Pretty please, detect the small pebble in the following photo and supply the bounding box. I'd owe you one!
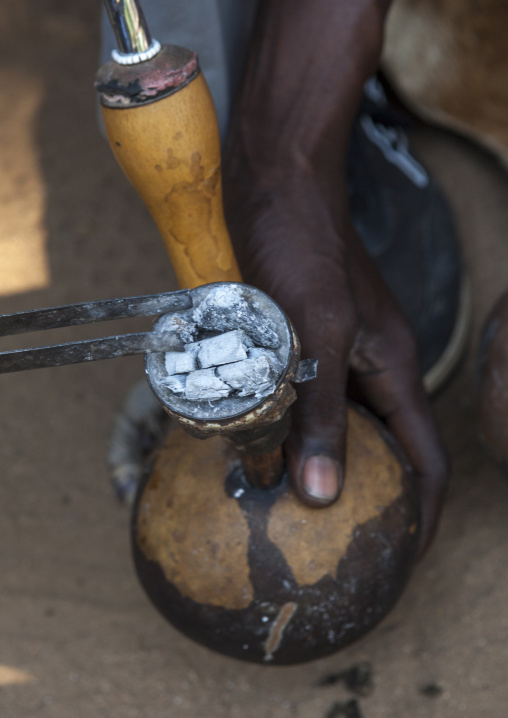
[420,683,443,698]
[324,699,363,718]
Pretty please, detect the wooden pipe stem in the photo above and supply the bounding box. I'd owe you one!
[240,448,285,489]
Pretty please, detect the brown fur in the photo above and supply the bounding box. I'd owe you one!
[383,0,508,165]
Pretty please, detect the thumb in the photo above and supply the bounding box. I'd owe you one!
[285,351,350,507]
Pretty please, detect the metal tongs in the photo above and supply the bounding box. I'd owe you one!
[0,289,192,373]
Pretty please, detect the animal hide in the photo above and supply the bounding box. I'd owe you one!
[383,0,508,166]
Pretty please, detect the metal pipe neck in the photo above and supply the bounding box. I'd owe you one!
[103,0,161,65]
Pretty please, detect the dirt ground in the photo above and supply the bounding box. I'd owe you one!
[1,3,508,717]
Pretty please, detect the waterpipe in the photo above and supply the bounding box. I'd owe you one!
[93,0,420,664]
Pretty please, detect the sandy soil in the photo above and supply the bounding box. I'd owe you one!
[1,3,508,717]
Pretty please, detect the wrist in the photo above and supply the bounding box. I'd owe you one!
[229,0,387,166]
[224,132,351,235]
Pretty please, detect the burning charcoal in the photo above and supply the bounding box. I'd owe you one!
[186,330,252,369]
[163,375,187,395]
[217,355,277,398]
[164,351,197,376]
[185,368,232,401]
[247,347,283,373]
[156,312,197,346]
[193,284,280,349]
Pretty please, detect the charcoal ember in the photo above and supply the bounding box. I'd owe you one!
[164,351,197,376]
[163,375,187,394]
[156,312,197,347]
[193,284,280,349]
[185,368,232,401]
[247,347,283,373]
[295,358,319,383]
[217,355,277,398]
[185,330,252,369]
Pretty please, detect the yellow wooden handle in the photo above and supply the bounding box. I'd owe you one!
[101,73,241,289]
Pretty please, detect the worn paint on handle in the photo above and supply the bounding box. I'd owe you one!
[101,73,241,289]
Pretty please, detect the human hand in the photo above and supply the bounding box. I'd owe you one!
[223,160,448,557]
[222,0,448,556]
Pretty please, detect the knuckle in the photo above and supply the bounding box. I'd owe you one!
[368,317,421,378]
[384,319,419,364]
[280,286,360,365]
[293,385,348,448]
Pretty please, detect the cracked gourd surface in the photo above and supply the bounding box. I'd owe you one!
[267,408,405,586]
[136,408,405,610]
[136,430,254,611]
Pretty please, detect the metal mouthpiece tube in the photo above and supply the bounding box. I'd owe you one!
[103,0,161,65]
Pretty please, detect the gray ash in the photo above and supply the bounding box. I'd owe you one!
[161,288,284,403]
[155,312,197,346]
[193,284,280,348]
[145,283,292,421]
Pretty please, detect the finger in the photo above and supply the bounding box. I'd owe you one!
[385,382,448,559]
[283,290,358,507]
[350,324,449,558]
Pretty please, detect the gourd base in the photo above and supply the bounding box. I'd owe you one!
[132,406,419,665]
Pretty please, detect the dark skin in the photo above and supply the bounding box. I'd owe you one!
[223,0,448,557]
